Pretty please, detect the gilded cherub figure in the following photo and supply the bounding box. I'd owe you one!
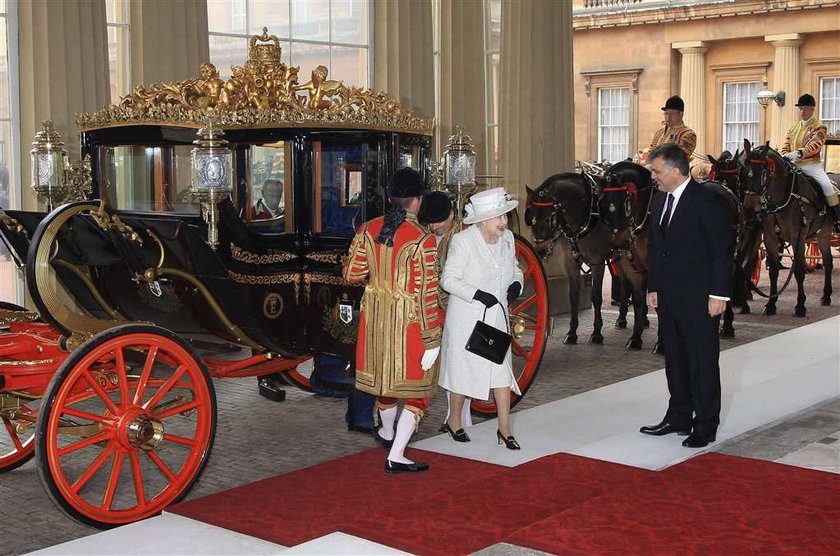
[294,65,344,110]
[193,63,225,110]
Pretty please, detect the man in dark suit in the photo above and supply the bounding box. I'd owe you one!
[642,143,733,448]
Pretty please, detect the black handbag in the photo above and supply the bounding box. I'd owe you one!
[465,306,512,365]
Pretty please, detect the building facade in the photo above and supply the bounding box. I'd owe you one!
[572,0,840,167]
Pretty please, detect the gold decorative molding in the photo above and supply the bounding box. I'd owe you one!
[77,28,434,136]
[303,272,353,303]
[230,244,296,265]
[228,270,300,303]
[304,251,343,265]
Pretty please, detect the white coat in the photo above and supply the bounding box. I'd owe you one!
[439,225,523,400]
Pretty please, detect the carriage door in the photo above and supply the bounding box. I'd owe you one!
[301,133,386,361]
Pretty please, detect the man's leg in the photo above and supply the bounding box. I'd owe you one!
[685,315,722,439]
[376,397,398,442]
[801,165,840,231]
[660,310,693,427]
[386,398,430,472]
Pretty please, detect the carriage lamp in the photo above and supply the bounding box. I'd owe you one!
[756,77,785,108]
[29,120,93,211]
[441,126,477,218]
[190,119,233,250]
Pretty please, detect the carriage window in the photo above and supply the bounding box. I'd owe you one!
[312,141,367,237]
[101,146,156,211]
[247,142,293,232]
[170,146,200,214]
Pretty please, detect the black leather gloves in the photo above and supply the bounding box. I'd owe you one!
[507,281,522,303]
[473,289,499,308]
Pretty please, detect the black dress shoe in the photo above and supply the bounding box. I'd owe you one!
[440,423,470,442]
[497,429,521,450]
[373,428,393,449]
[639,420,692,436]
[682,434,716,448]
[384,460,430,474]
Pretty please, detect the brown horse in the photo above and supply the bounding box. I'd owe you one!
[526,163,652,349]
[741,140,834,316]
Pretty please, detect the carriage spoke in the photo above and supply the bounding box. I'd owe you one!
[102,450,125,510]
[163,433,196,447]
[57,431,110,457]
[153,400,200,420]
[512,294,537,315]
[133,346,159,405]
[71,444,115,494]
[81,371,120,416]
[3,418,24,451]
[512,340,530,360]
[142,365,188,411]
[129,451,147,507]
[60,406,110,424]
[146,449,176,483]
[114,346,131,408]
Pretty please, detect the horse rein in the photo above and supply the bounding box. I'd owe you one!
[745,152,799,214]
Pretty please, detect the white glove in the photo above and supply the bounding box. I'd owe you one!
[784,150,801,162]
[421,347,440,371]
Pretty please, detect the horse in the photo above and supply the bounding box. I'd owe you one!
[741,140,834,316]
[525,165,650,349]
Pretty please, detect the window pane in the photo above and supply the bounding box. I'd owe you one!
[0,120,10,208]
[488,52,500,125]
[0,18,7,119]
[209,35,249,80]
[598,87,629,162]
[292,0,329,42]
[329,46,367,87]
[108,25,131,102]
[249,0,290,38]
[208,0,247,34]
[171,146,201,214]
[489,0,501,51]
[248,143,292,232]
[723,82,759,153]
[313,141,367,237]
[106,0,129,24]
[332,0,367,44]
[291,41,330,74]
[821,77,840,135]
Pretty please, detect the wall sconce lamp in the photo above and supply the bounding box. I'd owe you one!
[756,77,785,108]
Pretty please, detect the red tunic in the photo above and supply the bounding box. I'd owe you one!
[342,213,442,399]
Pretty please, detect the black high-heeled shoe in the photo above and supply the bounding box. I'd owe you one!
[497,429,521,450]
[440,423,470,442]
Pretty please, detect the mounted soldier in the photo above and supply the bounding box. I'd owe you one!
[780,93,840,233]
[646,95,697,159]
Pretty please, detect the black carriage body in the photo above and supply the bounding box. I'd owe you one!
[76,124,432,360]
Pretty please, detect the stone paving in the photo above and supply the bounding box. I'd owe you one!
[1,266,838,556]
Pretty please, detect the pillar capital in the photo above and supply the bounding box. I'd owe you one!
[672,41,708,54]
[764,33,803,48]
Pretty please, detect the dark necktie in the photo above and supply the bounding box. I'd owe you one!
[660,193,674,236]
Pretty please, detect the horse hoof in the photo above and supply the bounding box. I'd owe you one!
[615,319,627,329]
[589,333,604,345]
[763,306,777,316]
[563,333,578,345]
[720,328,735,339]
[794,307,807,318]
[738,305,751,315]
[820,297,831,306]
[651,343,665,356]
[625,338,643,350]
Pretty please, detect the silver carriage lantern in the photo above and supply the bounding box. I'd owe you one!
[30,120,69,210]
[440,125,477,219]
[190,119,233,250]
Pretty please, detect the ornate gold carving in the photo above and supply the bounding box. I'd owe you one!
[262,293,284,319]
[0,308,39,327]
[77,28,433,136]
[304,251,343,265]
[0,209,28,239]
[303,272,354,303]
[231,244,296,264]
[227,270,300,303]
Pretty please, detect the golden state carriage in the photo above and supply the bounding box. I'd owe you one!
[0,29,549,528]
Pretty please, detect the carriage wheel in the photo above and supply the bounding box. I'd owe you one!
[36,324,216,528]
[804,241,820,271]
[470,235,550,417]
[751,253,762,286]
[0,302,40,472]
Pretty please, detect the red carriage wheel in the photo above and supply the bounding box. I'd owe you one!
[0,302,40,472]
[470,235,549,417]
[36,324,216,528]
[804,241,820,271]
[751,251,762,286]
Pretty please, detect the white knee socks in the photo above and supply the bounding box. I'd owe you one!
[377,406,397,441]
[387,409,418,464]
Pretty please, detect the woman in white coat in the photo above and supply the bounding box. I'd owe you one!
[439,188,524,450]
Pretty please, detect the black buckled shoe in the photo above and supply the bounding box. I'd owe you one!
[373,427,393,449]
[440,423,470,442]
[497,430,521,450]
[639,420,692,436]
[682,433,716,448]
[384,460,430,474]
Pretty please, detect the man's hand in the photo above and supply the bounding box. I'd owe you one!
[647,292,658,309]
[784,150,801,162]
[421,347,440,371]
[708,298,726,317]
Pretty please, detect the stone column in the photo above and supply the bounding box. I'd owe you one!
[765,34,803,150]
[673,41,708,158]
[499,0,576,312]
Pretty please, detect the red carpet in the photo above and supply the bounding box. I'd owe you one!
[171,449,840,554]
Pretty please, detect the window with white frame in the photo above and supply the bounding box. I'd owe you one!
[820,77,840,135]
[0,0,20,302]
[484,0,501,174]
[722,81,759,154]
[207,0,370,87]
[106,0,131,102]
[597,87,629,163]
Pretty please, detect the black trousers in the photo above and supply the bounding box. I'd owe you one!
[659,306,722,437]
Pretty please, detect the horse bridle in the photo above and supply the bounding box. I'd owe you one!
[529,172,600,259]
[744,149,798,214]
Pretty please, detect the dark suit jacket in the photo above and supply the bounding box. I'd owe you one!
[648,179,733,320]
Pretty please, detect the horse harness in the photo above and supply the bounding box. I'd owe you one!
[601,177,654,273]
